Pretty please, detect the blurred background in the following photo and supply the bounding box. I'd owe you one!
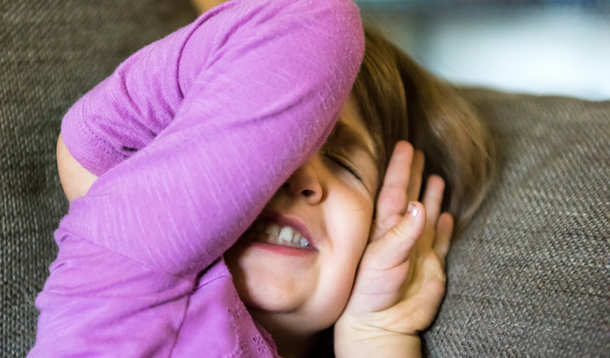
[354,0,610,100]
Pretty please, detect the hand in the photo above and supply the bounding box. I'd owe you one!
[191,0,229,14]
[334,141,453,357]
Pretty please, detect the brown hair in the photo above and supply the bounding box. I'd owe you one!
[351,27,496,228]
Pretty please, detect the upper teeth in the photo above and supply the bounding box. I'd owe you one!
[278,226,294,243]
[249,222,311,248]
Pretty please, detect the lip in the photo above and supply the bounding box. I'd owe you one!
[242,240,317,257]
[250,212,318,250]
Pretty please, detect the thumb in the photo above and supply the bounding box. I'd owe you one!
[363,202,426,271]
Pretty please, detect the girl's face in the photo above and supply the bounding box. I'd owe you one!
[224,97,379,336]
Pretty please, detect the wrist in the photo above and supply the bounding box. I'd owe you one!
[334,318,422,358]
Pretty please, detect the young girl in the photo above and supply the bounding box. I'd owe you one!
[223,28,495,358]
[32,0,494,357]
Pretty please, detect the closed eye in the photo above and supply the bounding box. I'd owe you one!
[323,152,363,182]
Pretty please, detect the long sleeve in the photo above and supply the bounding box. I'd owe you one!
[30,0,363,356]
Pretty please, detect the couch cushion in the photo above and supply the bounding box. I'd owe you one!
[0,1,195,356]
[423,88,610,357]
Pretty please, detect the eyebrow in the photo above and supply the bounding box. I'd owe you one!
[332,121,377,163]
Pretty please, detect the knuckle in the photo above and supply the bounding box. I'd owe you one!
[390,221,409,238]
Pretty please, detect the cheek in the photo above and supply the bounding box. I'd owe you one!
[318,198,373,304]
[326,191,374,261]
[313,226,370,327]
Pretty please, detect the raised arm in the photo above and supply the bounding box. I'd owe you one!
[31,0,363,356]
[59,0,363,275]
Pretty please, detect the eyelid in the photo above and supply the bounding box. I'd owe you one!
[322,149,363,182]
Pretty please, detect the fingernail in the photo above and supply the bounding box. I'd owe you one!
[407,203,418,217]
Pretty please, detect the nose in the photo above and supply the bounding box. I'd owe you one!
[281,157,324,204]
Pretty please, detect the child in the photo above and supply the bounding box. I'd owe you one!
[32,0,494,357]
[224,28,495,357]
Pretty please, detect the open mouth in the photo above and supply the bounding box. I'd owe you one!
[244,221,312,248]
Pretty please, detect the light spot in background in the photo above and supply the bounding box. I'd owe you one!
[357,2,610,100]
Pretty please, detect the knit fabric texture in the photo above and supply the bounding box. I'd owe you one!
[423,88,610,357]
[0,1,196,357]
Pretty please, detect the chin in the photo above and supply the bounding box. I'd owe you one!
[224,237,354,335]
[239,279,301,313]
[236,273,347,336]
[224,242,308,312]
[247,301,337,339]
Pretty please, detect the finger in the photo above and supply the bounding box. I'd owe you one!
[406,150,425,203]
[373,142,414,239]
[421,175,445,227]
[433,213,454,269]
[366,201,426,269]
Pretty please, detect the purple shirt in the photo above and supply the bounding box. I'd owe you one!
[29,0,363,356]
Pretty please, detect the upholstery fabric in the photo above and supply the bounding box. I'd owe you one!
[423,88,610,357]
[0,1,195,357]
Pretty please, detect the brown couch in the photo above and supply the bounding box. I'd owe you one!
[1,1,608,357]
